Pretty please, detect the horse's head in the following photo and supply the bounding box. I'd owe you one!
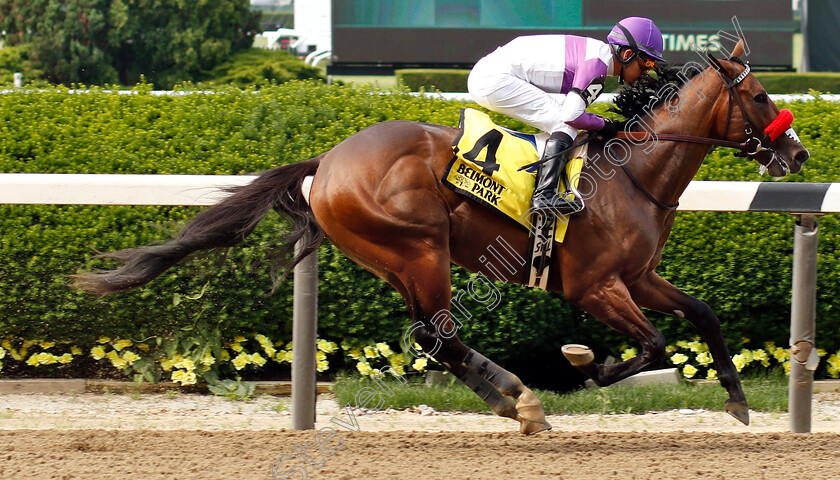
[707,45,809,178]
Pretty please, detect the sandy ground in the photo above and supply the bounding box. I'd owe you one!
[1,392,840,479]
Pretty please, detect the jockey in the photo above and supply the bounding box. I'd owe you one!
[467,17,666,215]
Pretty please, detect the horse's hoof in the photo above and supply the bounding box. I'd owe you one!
[725,400,750,426]
[518,416,552,435]
[514,387,550,435]
[562,344,595,366]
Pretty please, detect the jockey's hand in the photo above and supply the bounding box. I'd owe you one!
[598,119,626,140]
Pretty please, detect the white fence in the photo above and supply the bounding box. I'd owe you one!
[0,173,833,433]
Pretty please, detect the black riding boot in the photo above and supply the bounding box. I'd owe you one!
[531,132,584,215]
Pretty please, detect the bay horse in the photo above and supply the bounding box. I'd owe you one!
[75,48,809,434]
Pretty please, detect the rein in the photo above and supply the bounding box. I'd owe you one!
[613,59,793,210]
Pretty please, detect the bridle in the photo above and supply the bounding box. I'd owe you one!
[611,57,795,210]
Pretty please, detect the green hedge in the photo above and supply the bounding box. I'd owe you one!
[0,82,838,389]
[394,68,840,94]
[396,69,471,92]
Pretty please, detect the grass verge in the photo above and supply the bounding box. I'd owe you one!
[333,371,788,415]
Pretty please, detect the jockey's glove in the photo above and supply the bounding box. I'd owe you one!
[598,119,626,140]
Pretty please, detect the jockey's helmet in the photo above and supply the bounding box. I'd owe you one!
[607,17,666,63]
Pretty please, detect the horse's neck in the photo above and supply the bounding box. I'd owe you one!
[628,81,726,208]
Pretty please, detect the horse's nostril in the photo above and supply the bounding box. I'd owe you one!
[795,149,810,164]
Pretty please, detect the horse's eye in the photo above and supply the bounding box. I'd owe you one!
[754,93,768,104]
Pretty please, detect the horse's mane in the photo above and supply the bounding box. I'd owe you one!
[610,64,706,120]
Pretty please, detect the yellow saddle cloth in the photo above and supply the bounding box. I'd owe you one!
[444,108,584,243]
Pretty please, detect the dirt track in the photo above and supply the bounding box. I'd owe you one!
[2,393,840,479]
[2,429,840,479]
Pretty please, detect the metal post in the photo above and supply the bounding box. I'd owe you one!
[789,214,819,433]
[292,241,318,430]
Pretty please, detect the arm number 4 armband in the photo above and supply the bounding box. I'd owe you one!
[570,78,604,107]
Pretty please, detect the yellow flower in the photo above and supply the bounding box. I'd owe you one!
[26,354,39,366]
[682,364,698,378]
[255,334,270,347]
[363,346,378,358]
[316,351,327,361]
[96,337,111,344]
[670,353,689,365]
[175,370,197,386]
[687,341,707,353]
[389,354,406,368]
[90,346,106,360]
[348,348,362,360]
[171,370,186,384]
[9,348,23,361]
[696,351,713,366]
[316,360,329,372]
[706,368,718,380]
[38,341,55,350]
[317,339,338,353]
[827,354,840,378]
[739,349,754,365]
[676,340,689,349]
[412,358,428,372]
[230,342,243,353]
[263,345,277,358]
[200,352,215,367]
[621,348,637,361]
[376,342,393,356]
[220,350,231,362]
[0,347,5,359]
[784,361,791,374]
[136,343,150,352]
[122,351,141,365]
[57,353,73,364]
[232,353,250,370]
[113,339,133,352]
[391,364,405,376]
[110,357,128,370]
[234,336,246,343]
[105,350,120,361]
[665,345,677,354]
[181,358,196,371]
[0,340,11,350]
[22,340,36,349]
[817,348,827,357]
[356,361,373,376]
[732,354,746,372]
[70,346,82,355]
[250,353,267,367]
[774,348,789,362]
[752,349,770,367]
[160,357,173,372]
[39,352,56,365]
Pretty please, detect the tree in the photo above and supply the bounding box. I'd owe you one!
[0,0,261,87]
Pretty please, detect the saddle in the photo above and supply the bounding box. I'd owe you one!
[444,108,588,289]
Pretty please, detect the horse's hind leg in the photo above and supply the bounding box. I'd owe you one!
[394,252,551,434]
[629,272,749,425]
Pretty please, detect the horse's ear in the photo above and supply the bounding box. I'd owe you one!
[706,52,724,71]
[731,38,746,58]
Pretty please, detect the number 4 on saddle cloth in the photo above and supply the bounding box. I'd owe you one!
[444,108,587,289]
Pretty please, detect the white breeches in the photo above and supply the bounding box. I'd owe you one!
[468,68,579,139]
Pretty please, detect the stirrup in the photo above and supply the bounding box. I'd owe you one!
[531,191,584,215]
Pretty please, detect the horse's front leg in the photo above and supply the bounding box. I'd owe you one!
[628,272,748,425]
[562,274,667,387]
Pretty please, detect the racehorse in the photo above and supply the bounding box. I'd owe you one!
[74,45,808,434]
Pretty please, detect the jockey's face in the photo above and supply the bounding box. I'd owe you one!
[619,49,654,85]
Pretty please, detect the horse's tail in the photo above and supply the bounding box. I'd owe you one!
[73,157,324,296]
